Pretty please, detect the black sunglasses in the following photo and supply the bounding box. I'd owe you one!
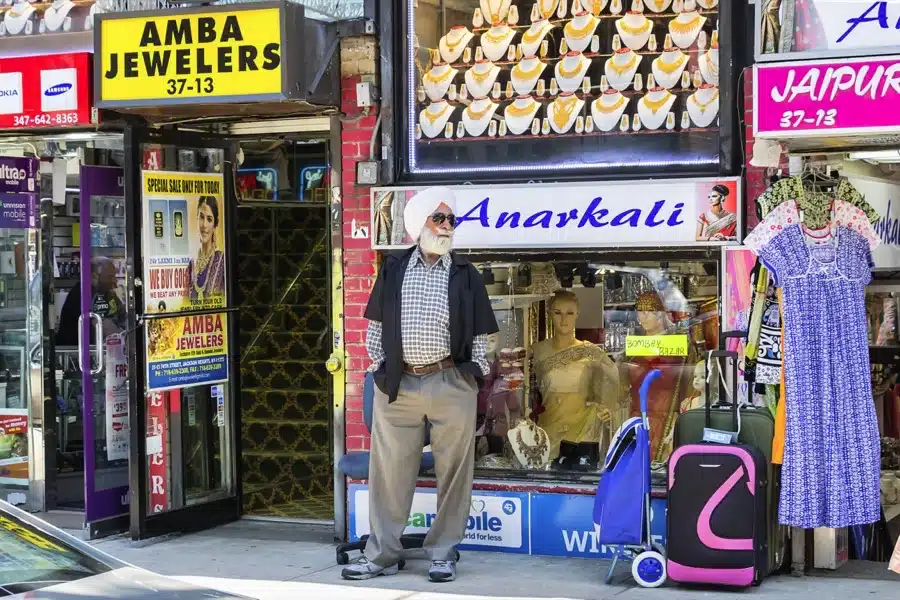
[431,212,457,228]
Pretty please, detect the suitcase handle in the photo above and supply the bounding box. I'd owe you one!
[705,350,740,431]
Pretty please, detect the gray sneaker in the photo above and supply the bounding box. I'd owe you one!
[341,557,399,580]
[428,560,456,582]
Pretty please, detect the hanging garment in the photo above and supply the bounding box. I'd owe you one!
[791,0,828,51]
[772,290,787,465]
[756,177,879,229]
[746,200,881,529]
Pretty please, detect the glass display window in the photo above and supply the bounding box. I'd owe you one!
[468,255,719,478]
[403,0,733,178]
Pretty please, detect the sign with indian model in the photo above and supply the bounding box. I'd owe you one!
[94,2,303,107]
[371,178,742,250]
[141,170,228,391]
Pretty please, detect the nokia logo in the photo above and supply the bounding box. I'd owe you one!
[0,89,18,97]
[44,83,72,97]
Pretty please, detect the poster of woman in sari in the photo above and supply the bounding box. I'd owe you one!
[696,183,738,241]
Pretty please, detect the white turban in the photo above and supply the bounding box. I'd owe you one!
[403,186,457,242]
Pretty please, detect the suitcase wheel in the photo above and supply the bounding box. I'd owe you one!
[632,551,667,588]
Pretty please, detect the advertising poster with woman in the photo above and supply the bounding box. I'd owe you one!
[141,171,229,391]
[695,180,739,242]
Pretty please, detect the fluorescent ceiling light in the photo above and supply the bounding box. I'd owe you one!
[848,150,900,163]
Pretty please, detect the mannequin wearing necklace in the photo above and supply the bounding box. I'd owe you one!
[616,10,654,50]
[637,87,676,130]
[554,51,591,94]
[419,100,457,139]
[439,26,474,64]
[511,56,547,95]
[651,48,689,90]
[591,90,630,132]
[564,10,600,53]
[481,24,517,62]
[465,60,501,99]
[480,0,512,24]
[686,84,719,128]
[504,96,542,135]
[520,18,556,58]
[605,48,642,92]
[2,1,37,35]
[423,63,459,102]
[548,93,584,134]
[669,8,707,49]
[39,0,75,33]
[699,43,719,85]
[644,0,672,11]
[462,98,500,137]
[532,291,621,461]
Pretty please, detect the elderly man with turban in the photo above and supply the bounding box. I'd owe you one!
[341,187,498,583]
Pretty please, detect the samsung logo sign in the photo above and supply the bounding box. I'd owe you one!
[44,83,72,97]
[0,89,18,97]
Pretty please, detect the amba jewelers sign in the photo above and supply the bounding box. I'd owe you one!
[95,2,304,107]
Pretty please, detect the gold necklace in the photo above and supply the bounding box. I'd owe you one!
[591,0,607,14]
[645,0,670,10]
[484,0,509,23]
[690,91,719,113]
[192,247,216,301]
[557,57,587,79]
[594,96,627,113]
[515,427,548,466]
[512,60,545,80]
[565,16,598,40]
[670,14,703,35]
[607,54,638,76]
[467,66,495,84]
[618,17,652,35]
[424,67,455,85]
[552,95,580,130]
[506,101,538,118]
[423,103,452,124]
[656,53,687,74]
[522,22,551,45]
[538,0,559,19]
[704,53,719,77]
[466,101,496,120]
[483,26,512,44]
[642,93,674,114]
[442,30,469,52]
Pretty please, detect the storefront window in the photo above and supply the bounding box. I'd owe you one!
[406,0,724,176]
[472,257,718,475]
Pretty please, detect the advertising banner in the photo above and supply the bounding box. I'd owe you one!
[0,53,93,130]
[371,178,742,250]
[0,157,38,194]
[0,193,38,229]
[142,170,228,391]
[96,6,283,107]
[848,176,900,270]
[105,336,129,462]
[754,56,900,139]
[0,411,28,486]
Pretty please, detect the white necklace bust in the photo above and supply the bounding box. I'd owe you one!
[3,1,38,35]
[520,18,555,58]
[462,98,500,137]
[605,48,643,92]
[643,0,672,12]
[548,93,584,134]
[464,61,500,99]
[615,10,654,50]
[419,101,457,139]
[591,91,630,132]
[481,24,516,62]
[554,51,591,94]
[40,0,75,33]
[669,9,707,49]
[651,49,689,90]
[480,0,512,25]
[687,84,719,128]
[699,45,719,86]
[504,96,542,135]
[637,87,677,130]
[423,63,459,102]
[564,10,600,53]
[511,56,547,95]
[439,27,474,64]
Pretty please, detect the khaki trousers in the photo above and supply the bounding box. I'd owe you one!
[364,367,477,566]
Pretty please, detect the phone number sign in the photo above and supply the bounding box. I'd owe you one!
[0,53,94,131]
[754,56,900,139]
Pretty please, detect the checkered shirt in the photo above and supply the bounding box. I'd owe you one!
[366,249,490,375]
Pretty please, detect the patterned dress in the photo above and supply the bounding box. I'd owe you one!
[746,201,881,528]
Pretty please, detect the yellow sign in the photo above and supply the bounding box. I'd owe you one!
[625,335,689,357]
[98,7,282,104]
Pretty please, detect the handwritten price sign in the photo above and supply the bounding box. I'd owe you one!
[625,335,689,358]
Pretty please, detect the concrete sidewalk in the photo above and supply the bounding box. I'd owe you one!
[89,520,900,600]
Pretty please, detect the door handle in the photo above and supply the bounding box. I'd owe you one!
[89,312,104,375]
[77,314,86,374]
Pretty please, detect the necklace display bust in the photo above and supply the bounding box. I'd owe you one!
[536,0,561,20]
[462,98,500,136]
[419,101,457,138]
[511,56,547,95]
[481,24,517,61]
[555,51,591,94]
[697,0,718,8]
[520,18,555,58]
[591,91,630,132]
[548,93,584,133]
[3,1,37,35]
[651,49,689,90]
[439,26,474,63]
[644,0,672,11]
[637,87,676,130]
[507,418,550,469]
[605,48,642,92]
[480,0,512,25]
[564,10,600,53]
[588,0,609,15]
[615,10,653,50]
[687,84,719,127]
[423,63,459,102]
[669,9,707,49]
[40,0,75,33]
[504,95,542,134]
[465,61,500,99]
[699,45,719,85]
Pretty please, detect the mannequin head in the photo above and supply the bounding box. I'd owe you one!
[693,360,706,392]
[635,291,668,335]
[550,290,579,339]
[486,332,501,356]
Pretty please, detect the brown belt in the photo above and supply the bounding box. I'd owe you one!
[404,357,454,376]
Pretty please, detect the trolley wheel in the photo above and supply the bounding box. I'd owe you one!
[632,551,666,588]
[398,560,406,570]
[454,549,461,562]
[336,551,350,565]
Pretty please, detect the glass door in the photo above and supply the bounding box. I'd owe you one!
[124,126,240,539]
[76,165,130,537]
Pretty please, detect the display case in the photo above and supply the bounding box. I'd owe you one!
[396,0,741,179]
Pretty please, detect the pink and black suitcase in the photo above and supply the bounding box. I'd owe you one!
[667,440,769,587]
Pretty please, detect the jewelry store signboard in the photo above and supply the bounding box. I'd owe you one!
[371,178,742,250]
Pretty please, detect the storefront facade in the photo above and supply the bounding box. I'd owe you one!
[338,0,753,557]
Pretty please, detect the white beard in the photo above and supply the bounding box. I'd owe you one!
[419,227,453,256]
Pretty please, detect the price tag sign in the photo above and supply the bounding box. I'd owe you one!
[625,334,689,357]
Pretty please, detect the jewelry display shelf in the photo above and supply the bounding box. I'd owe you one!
[423,86,711,106]
[471,8,719,32]
[0,1,95,13]
[436,45,710,70]
[421,126,718,143]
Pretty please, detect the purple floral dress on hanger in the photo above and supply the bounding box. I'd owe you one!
[748,201,881,528]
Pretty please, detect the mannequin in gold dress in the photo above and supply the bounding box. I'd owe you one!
[532,291,622,460]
